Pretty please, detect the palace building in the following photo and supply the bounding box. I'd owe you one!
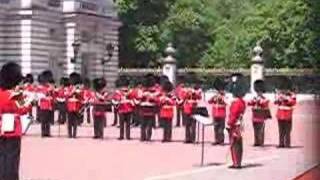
[0,0,121,87]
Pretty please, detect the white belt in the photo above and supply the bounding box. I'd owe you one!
[213,104,226,108]
[278,106,293,110]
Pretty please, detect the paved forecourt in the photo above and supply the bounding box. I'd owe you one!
[20,98,319,180]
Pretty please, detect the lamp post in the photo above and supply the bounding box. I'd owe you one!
[101,42,115,77]
[71,41,81,63]
[251,42,264,93]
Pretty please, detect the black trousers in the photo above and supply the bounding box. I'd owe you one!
[132,107,140,126]
[93,116,104,138]
[119,113,131,139]
[278,120,292,147]
[56,102,67,124]
[253,122,265,146]
[40,110,52,137]
[0,137,21,180]
[113,108,119,126]
[214,118,225,144]
[141,116,154,141]
[160,118,172,142]
[67,112,79,138]
[176,106,182,126]
[86,107,91,124]
[184,114,196,143]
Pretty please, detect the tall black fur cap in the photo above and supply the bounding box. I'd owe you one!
[69,72,82,85]
[254,79,266,93]
[162,80,173,93]
[213,77,226,91]
[93,78,106,91]
[142,73,156,88]
[0,62,23,89]
[230,73,247,98]
[276,76,293,91]
[24,73,34,84]
[42,70,55,84]
[116,75,129,87]
[60,77,70,86]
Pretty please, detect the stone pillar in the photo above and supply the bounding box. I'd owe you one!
[251,43,264,93]
[65,22,77,75]
[162,43,177,86]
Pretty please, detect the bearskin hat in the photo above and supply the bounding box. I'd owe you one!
[37,73,45,85]
[60,77,70,86]
[116,75,129,88]
[276,76,293,91]
[24,73,34,84]
[69,72,82,85]
[0,62,23,90]
[230,73,247,98]
[93,78,106,92]
[159,75,169,86]
[162,80,173,93]
[213,77,226,91]
[83,78,91,88]
[142,73,156,88]
[42,70,55,84]
[254,79,266,93]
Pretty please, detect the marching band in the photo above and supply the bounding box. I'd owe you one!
[0,61,298,178]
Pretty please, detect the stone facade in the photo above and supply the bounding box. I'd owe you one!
[0,0,121,88]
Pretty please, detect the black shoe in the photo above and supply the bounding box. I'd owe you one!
[228,165,242,169]
[118,137,124,140]
[212,142,220,145]
[93,136,99,139]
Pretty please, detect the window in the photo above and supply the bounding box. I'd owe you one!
[80,1,98,11]
[48,0,61,7]
[0,0,10,4]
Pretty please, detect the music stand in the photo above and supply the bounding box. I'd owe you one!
[193,113,213,166]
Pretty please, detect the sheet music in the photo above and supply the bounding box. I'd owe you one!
[193,115,213,125]
[1,114,15,133]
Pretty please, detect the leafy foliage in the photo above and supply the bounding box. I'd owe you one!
[115,0,319,69]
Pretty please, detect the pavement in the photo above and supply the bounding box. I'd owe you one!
[19,99,319,180]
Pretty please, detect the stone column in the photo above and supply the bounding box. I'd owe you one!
[162,43,177,87]
[251,42,264,93]
[65,22,78,75]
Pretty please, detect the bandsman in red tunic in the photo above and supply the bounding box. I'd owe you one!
[158,80,175,142]
[175,83,186,127]
[248,80,271,146]
[66,73,83,138]
[113,77,135,140]
[227,73,247,169]
[0,62,32,180]
[137,74,158,141]
[274,77,296,148]
[183,88,198,143]
[92,78,110,139]
[55,77,69,124]
[82,78,94,124]
[131,81,143,127]
[37,70,55,137]
[208,78,227,145]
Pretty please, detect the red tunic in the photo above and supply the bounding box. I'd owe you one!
[208,92,227,119]
[37,84,54,111]
[138,89,158,117]
[227,98,246,128]
[113,88,135,114]
[159,94,176,119]
[0,88,31,137]
[92,91,110,117]
[248,95,270,122]
[183,98,197,115]
[274,93,296,121]
[66,85,83,112]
